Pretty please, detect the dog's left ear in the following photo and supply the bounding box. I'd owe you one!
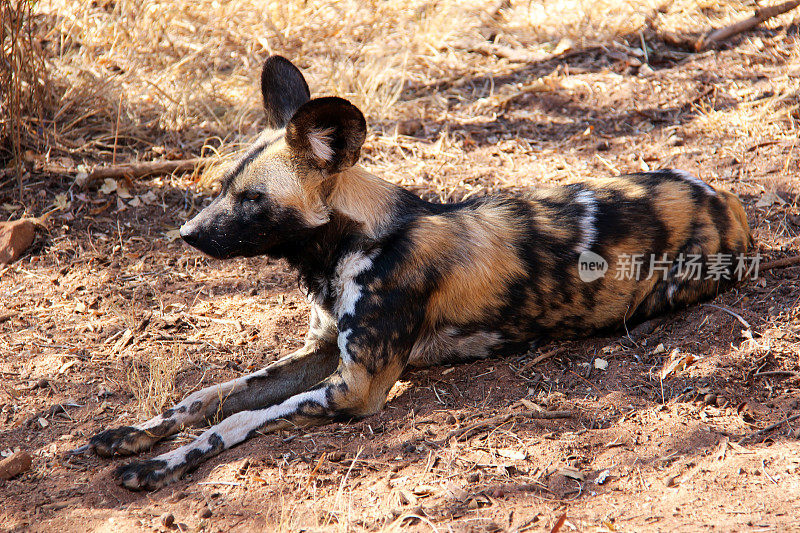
[285,97,366,174]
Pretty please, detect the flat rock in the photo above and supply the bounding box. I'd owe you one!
[0,218,36,264]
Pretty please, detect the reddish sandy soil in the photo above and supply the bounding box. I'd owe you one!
[2,24,800,533]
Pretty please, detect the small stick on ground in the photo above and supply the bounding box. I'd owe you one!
[440,409,574,443]
[738,412,800,444]
[695,0,800,51]
[702,304,752,330]
[81,158,210,187]
[761,255,800,271]
[754,370,800,378]
[525,347,566,368]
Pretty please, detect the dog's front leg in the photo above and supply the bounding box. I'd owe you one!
[116,335,407,490]
[89,339,339,457]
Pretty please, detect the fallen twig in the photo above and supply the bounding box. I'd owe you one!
[702,304,751,330]
[444,413,513,442]
[695,0,800,51]
[761,255,800,271]
[440,409,575,443]
[738,412,800,444]
[81,158,210,187]
[524,347,566,368]
[754,370,800,378]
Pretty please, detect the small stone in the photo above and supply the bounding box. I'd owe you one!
[0,451,32,480]
[169,491,187,503]
[703,393,718,406]
[159,512,175,528]
[467,472,480,483]
[0,219,37,264]
[396,119,423,136]
[198,507,212,519]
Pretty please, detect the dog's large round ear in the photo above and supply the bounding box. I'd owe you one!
[261,55,311,129]
[285,97,367,174]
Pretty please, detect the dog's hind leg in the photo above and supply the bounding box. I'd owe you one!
[89,306,340,457]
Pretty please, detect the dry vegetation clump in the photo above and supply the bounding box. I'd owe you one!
[12,0,796,192]
[1,0,49,192]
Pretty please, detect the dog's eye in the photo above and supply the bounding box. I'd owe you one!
[241,190,263,203]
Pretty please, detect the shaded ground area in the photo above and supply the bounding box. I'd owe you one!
[2,2,800,532]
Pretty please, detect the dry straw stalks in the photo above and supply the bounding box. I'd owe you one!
[4,0,799,199]
[1,0,49,197]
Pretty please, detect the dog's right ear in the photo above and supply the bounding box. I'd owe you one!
[261,55,311,130]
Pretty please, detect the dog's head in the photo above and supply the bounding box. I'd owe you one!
[180,56,367,259]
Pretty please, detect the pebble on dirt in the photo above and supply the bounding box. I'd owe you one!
[159,512,175,528]
[0,451,33,480]
[0,218,36,264]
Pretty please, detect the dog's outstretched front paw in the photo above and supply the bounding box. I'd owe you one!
[116,458,177,491]
[89,426,157,457]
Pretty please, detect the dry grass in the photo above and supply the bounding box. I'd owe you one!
[1,0,49,194]
[14,0,794,181]
[127,346,182,418]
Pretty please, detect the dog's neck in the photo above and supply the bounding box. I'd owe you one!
[325,165,402,239]
[274,165,433,300]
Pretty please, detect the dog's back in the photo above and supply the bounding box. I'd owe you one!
[339,168,753,366]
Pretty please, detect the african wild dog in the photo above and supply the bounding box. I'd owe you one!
[87,55,753,490]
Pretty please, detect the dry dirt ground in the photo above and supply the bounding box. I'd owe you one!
[2,2,800,532]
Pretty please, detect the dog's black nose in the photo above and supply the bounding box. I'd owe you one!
[179,223,199,246]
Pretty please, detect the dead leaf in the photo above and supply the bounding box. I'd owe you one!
[557,466,585,482]
[496,448,526,460]
[111,329,134,355]
[756,191,786,208]
[53,193,71,211]
[99,178,118,195]
[74,172,89,187]
[595,469,611,484]
[116,182,132,199]
[140,190,158,205]
[661,349,698,379]
[412,485,435,497]
[58,360,78,374]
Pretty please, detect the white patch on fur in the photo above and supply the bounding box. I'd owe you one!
[338,328,353,363]
[673,170,716,196]
[667,283,678,302]
[308,127,335,162]
[574,189,598,253]
[333,251,375,318]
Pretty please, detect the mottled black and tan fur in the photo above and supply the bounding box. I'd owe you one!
[88,56,753,490]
